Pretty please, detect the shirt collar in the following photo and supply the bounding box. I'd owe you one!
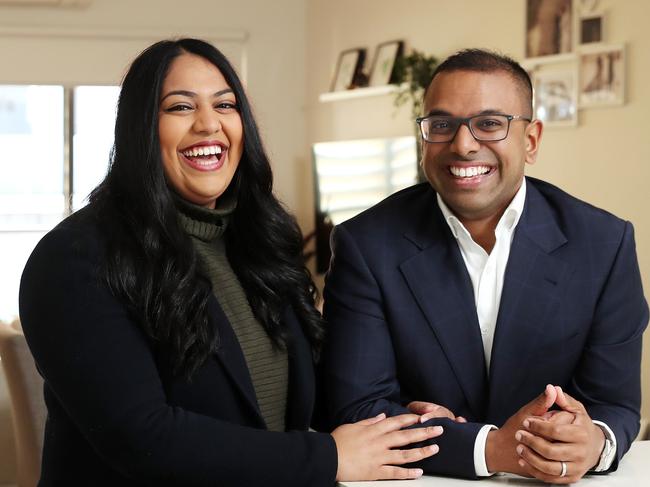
[436,178,527,240]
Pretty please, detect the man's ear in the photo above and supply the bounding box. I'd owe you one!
[524,119,543,166]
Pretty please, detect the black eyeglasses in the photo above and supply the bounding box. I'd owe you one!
[416,114,531,143]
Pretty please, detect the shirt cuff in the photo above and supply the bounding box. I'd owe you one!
[474,424,498,476]
[592,420,617,472]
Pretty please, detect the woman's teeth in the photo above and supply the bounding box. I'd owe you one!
[181,145,223,157]
[449,165,490,178]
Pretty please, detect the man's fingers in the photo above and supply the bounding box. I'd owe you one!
[523,418,587,444]
[517,443,566,475]
[516,429,575,461]
[554,387,588,417]
[419,407,456,423]
[407,401,437,414]
[517,455,575,485]
[544,410,575,425]
[527,384,557,416]
[408,401,457,422]
[377,466,424,480]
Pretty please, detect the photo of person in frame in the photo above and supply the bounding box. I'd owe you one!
[526,0,573,58]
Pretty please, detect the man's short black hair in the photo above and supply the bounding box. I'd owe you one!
[426,48,533,117]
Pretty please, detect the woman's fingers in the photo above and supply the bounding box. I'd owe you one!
[355,412,386,426]
[387,443,440,465]
[333,413,444,482]
[371,413,422,434]
[385,425,443,448]
[377,466,425,480]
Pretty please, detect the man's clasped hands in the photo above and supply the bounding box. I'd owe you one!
[408,384,606,484]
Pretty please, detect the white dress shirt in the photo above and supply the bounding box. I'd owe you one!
[436,179,616,476]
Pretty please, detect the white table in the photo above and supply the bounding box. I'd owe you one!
[340,440,649,486]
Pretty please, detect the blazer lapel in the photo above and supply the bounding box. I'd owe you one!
[400,204,488,420]
[207,296,264,425]
[487,180,574,416]
[283,307,315,431]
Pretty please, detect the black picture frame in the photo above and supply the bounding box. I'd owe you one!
[580,15,603,44]
[330,48,366,92]
[368,40,404,86]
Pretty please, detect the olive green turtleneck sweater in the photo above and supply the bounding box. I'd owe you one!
[175,196,288,432]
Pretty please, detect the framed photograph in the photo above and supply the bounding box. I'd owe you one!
[579,44,625,107]
[526,62,578,127]
[330,48,366,92]
[526,0,574,59]
[368,40,404,87]
[580,14,603,44]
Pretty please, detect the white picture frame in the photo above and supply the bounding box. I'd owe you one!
[578,43,625,107]
[524,60,578,128]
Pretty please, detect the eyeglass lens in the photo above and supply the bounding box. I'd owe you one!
[422,115,510,142]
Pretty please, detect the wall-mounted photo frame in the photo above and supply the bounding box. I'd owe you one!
[368,40,404,87]
[330,48,366,92]
[526,0,574,60]
[579,43,625,107]
[580,14,603,44]
[524,60,578,127]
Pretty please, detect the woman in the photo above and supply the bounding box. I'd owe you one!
[19,39,442,486]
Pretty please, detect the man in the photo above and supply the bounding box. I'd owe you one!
[320,49,648,483]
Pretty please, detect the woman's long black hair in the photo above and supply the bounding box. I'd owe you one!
[90,38,324,377]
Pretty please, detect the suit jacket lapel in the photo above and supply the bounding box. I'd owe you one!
[400,202,488,420]
[207,296,264,425]
[487,180,573,418]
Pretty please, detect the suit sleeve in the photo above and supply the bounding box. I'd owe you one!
[572,221,648,471]
[19,225,337,487]
[321,224,483,479]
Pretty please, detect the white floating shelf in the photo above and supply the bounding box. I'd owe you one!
[319,84,404,103]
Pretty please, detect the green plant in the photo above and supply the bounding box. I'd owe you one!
[392,49,439,118]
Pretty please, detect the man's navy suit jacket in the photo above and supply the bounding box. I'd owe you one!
[321,177,648,478]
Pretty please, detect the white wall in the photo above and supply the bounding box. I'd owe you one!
[306,0,650,418]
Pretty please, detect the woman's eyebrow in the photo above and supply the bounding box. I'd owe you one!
[160,88,234,102]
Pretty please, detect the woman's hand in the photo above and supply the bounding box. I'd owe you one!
[332,413,443,481]
[407,401,467,423]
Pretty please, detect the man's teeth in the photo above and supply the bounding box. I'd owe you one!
[182,145,223,157]
[449,166,490,178]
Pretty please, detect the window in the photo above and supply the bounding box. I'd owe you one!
[72,86,120,209]
[313,136,418,225]
[0,84,119,322]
